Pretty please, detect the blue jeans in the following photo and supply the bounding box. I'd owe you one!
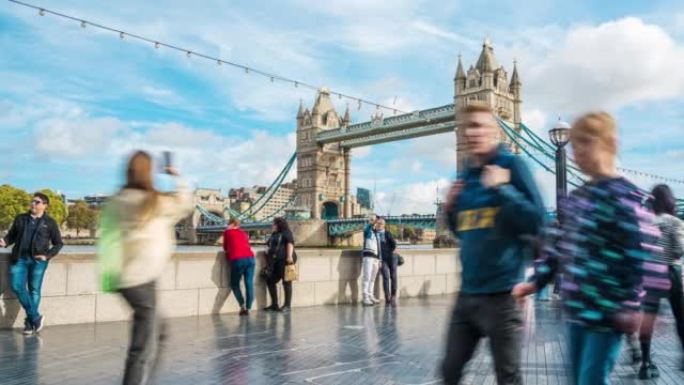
[567,323,622,385]
[230,258,255,309]
[535,284,550,301]
[10,255,49,324]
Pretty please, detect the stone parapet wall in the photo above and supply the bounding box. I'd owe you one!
[0,249,460,329]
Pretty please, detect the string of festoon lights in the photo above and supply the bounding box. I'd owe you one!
[9,1,684,188]
[8,0,406,115]
[617,167,684,186]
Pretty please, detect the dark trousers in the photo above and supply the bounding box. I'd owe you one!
[639,265,684,353]
[10,255,49,324]
[230,258,255,309]
[120,281,161,385]
[381,255,398,300]
[442,293,523,385]
[266,259,292,308]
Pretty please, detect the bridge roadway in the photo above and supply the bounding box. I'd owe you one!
[2,295,683,384]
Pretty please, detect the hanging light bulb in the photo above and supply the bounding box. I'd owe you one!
[357,99,362,110]
[217,59,222,65]
[38,8,45,16]
[244,67,249,74]
[119,32,125,39]
[294,81,298,88]
[154,42,160,49]
[270,77,274,82]
[81,20,87,28]
[186,51,192,58]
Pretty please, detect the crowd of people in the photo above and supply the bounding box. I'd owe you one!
[1,104,683,385]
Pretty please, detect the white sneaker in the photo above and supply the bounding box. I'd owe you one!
[370,297,381,304]
[362,298,375,306]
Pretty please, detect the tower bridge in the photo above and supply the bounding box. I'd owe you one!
[193,38,683,244]
[191,38,523,244]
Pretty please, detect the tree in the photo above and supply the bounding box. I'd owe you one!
[66,200,97,237]
[0,185,31,231]
[39,189,67,226]
[403,227,417,240]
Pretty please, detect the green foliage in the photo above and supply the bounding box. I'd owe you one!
[67,200,98,236]
[0,185,31,231]
[39,189,67,226]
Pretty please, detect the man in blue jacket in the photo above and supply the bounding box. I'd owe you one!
[441,104,544,384]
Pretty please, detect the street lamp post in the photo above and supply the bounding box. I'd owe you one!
[549,118,571,222]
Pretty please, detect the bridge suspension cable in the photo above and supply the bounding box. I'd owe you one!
[233,153,296,220]
[8,0,408,115]
[505,119,684,210]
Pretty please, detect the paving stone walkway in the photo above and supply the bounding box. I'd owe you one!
[1,295,683,384]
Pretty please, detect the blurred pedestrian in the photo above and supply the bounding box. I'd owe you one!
[634,184,684,379]
[441,104,544,385]
[108,151,193,385]
[513,112,662,385]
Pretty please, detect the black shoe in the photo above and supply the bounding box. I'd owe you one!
[33,316,45,334]
[638,362,660,379]
[263,305,278,311]
[239,308,249,316]
[22,320,33,335]
[279,306,291,313]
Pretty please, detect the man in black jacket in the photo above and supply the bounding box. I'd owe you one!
[1,192,63,334]
[375,219,398,306]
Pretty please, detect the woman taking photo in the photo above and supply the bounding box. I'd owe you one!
[223,217,256,316]
[108,151,193,385]
[263,217,296,313]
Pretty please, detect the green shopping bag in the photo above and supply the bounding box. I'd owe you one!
[97,203,122,293]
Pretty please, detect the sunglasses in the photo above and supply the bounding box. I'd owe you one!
[31,200,45,205]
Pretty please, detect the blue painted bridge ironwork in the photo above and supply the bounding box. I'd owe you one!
[327,215,437,236]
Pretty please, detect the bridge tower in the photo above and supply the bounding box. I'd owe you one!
[295,88,351,219]
[454,38,522,172]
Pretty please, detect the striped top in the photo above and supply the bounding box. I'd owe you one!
[653,213,684,265]
[531,177,665,331]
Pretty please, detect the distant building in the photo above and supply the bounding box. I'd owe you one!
[67,195,109,208]
[228,181,297,221]
[356,187,372,210]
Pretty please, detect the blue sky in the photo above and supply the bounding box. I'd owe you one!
[1,0,684,214]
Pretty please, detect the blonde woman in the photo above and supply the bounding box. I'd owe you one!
[513,112,663,385]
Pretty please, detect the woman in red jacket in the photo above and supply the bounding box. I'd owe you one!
[222,218,255,315]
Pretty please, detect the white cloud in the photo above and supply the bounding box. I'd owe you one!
[374,178,450,215]
[405,132,457,168]
[526,17,684,114]
[412,20,477,46]
[34,116,127,158]
[521,107,548,133]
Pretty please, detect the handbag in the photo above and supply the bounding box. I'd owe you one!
[96,203,123,293]
[284,263,299,282]
[260,235,279,281]
[395,253,405,267]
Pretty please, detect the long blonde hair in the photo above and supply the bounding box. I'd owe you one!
[123,150,159,221]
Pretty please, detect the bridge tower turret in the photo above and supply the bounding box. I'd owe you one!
[454,38,522,172]
[295,88,349,220]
